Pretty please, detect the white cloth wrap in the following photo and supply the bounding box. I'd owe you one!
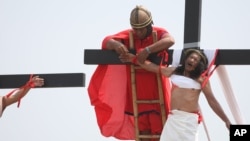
[160,110,199,141]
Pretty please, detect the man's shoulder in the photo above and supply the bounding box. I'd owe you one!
[117,29,132,34]
[152,26,169,34]
[152,26,167,31]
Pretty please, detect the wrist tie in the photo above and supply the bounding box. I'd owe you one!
[6,74,34,108]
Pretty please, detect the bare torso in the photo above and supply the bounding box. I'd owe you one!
[170,86,201,113]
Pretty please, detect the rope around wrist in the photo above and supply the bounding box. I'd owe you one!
[5,74,34,108]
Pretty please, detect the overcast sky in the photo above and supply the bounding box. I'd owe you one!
[0,0,249,141]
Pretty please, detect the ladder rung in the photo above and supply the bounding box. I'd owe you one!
[130,31,166,141]
[136,100,161,104]
[138,134,161,139]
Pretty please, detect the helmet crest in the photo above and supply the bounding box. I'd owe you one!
[130,5,153,29]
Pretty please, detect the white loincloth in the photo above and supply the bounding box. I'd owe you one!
[160,110,199,141]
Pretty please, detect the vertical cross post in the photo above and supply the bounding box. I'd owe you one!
[184,0,202,49]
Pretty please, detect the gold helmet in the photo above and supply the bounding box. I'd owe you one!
[130,5,153,29]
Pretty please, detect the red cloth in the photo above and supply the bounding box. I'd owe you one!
[88,27,171,140]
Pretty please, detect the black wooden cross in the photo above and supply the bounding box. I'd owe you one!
[83,0,250,65]
[84,1,246,139]
[0,73,85,89]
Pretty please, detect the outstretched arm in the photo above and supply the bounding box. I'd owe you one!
[119,53,175,77]
[3,76,44,107]
[202,80,231,130]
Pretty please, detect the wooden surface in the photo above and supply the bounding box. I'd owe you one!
[84,49,250,65]
[0,73,85,88]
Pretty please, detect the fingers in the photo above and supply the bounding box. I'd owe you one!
[119,53,135,63]
[116,44,129,54]
[32,76,45,87]
[119,53,129,63]
[36,78,44,87]
[137,49,149,64]
[120,46,129,54]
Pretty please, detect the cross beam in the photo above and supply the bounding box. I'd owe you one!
[0,73,85,89]
[84,49,250,65]
[84,0,250,65]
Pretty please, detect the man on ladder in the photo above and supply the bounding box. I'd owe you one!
[88,5,175,141]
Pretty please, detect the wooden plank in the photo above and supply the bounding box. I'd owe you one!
[0,73,85,89]
[216,49,250,65]
[184,0,202,46]
[84,49,171,65]
[84,49,250,65]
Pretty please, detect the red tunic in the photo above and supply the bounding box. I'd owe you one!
[88,26,171,139]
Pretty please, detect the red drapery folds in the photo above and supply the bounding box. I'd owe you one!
[88,27,171,140]
[88,65,171,140]
[88,65,136,139]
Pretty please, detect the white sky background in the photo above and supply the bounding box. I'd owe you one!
[0,0,249,141]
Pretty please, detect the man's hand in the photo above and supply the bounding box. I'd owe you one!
[114,44,129,55]
[136,48,150,64]
[119,53,136,63]
[31,76,44,87]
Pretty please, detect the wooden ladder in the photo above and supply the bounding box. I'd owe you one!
[129,31,167,141]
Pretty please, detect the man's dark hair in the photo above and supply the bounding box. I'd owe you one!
[174,49,208,79]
